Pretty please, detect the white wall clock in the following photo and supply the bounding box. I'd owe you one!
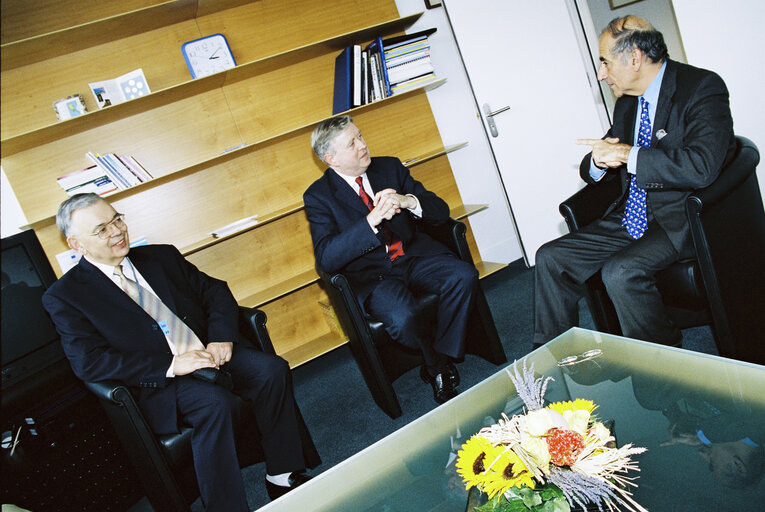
[181,33,236,79]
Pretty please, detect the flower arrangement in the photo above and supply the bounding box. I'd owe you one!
[457,361,648,512]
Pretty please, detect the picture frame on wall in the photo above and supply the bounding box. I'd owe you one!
[424,0,442,9]
[609,0,643,8]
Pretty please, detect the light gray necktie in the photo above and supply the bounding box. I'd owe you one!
[113,265,205,354]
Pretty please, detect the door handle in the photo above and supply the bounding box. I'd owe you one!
[482,103,510,137]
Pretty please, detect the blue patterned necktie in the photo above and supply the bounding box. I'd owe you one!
[622,96,650,239]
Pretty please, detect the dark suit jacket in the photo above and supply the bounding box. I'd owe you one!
[579,59,736,252]
[42,244,239,433]
[303,156,452,301]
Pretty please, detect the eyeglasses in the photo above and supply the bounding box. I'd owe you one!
[557,349,603,367]
[89,213,126,239]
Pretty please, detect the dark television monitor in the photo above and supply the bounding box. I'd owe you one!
[1,229,65,390]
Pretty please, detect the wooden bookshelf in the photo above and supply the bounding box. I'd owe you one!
[1,0,500,369]
[1,13,424,156]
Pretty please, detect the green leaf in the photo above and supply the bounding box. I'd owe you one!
[518,487,543,508]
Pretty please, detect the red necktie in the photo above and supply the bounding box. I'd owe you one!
[356,177,404,261]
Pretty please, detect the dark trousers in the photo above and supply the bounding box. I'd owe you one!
[363,253,478,364]
[172,345,307,512]
[534,210,682,345]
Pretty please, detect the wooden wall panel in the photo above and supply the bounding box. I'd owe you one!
[225,52,336,142]
[1,20,203,137]
[259,283,335,363]
[1,0,166,43]
[184,212,315,301]
[195,0,400,63]
[2,89,242,224]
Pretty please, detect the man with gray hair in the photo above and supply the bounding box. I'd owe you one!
[534,15,735,346]
[304,116,479,404]
[43,193,319,510]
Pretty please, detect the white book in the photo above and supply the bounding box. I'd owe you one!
[86,152,128,189]
[352,45,362,107]
[210,215,259,238]
[369,53,383,102]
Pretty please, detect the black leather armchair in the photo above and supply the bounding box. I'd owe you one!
[559,136,764,364]
[85,307,320,512]
[318,218,506,419]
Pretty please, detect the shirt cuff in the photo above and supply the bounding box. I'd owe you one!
[167,356,176,378]
[627,147,639,175]
[588,160,607,182]
[406,194,422,217]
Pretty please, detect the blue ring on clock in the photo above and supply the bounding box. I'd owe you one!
[181,33,237,79]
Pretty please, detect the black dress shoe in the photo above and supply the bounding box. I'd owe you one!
[443,361,460,387]
[420,365,459,404]
[265,471,312,500]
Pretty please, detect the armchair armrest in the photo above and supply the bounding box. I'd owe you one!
[84,378,189,510]
[687,136,760,213]
[238,306,276,355]
[559,176,621,232]
[417,217,472,263]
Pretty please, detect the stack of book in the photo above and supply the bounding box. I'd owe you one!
[57,153,153,197]
[332,29,438,114]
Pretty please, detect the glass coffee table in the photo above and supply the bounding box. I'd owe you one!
[259,328,765,511]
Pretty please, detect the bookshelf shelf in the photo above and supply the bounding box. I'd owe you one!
[403,142,469,167]
[0,13,423,157]
[279,331,348,368]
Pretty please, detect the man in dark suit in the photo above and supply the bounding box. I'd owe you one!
[534,15,735,346]
[42,193,319,511]
[303,115,479,403]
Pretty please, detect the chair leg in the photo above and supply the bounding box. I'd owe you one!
[466,291,507,365]
[345,335,403,419]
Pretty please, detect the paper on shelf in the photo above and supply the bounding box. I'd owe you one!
[56,249,82,274]
[210,215,259,238]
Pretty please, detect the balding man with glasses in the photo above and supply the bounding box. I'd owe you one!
[42,193,318,511]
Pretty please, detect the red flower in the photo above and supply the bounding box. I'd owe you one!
[546,428,585,466]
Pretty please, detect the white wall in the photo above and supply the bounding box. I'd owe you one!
[394,0,523,264]
[673,0,765,201]
[1,167,28,237]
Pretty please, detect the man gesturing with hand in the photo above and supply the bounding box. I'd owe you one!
[533,15,735,347]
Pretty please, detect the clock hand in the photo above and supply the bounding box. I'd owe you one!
[209,47,221,59]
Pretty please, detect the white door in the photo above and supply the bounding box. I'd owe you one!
[443,0,608,265]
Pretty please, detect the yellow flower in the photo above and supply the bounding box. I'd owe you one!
[547,399,597,415]
[456,435,501,490]
[481,448,536,499]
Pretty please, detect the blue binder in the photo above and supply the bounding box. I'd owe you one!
[365,37,392,98]
[332,46,353,114]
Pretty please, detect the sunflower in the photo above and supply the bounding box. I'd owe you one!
[456,435,500,489]
[481,447,536,498]
[547,399,597,415]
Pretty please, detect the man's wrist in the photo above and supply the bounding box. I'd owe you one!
[366,214,379,232]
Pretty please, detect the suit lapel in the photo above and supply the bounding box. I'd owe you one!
[366,161,388,196]
[328,168,369,215]
[75,256,144,313]
[652,60,677,144]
